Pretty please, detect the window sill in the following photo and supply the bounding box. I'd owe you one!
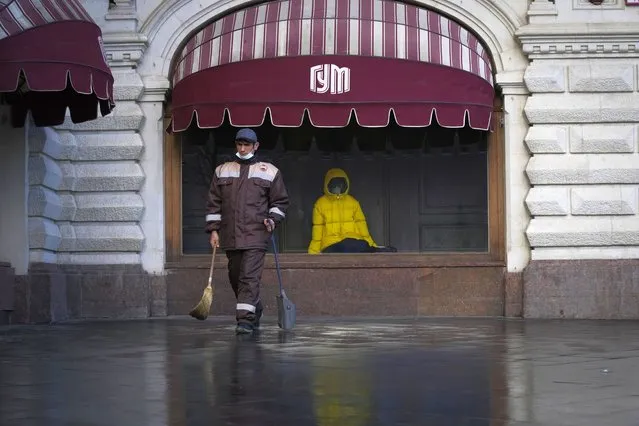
[166,253,505,269]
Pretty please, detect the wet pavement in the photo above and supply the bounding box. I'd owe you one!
[1,317,639,426]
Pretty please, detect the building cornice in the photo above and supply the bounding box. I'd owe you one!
[102,32,149,68]
[517,22,639,59]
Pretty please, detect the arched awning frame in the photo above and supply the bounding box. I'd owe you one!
[169,0,495,132]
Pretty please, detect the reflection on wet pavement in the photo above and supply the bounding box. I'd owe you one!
[1,317,639,426]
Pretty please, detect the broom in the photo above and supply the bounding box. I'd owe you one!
[189,245,217,320]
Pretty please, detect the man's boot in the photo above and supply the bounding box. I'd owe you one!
[235,323,254,335]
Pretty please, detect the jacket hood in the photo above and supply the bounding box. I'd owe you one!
[323,168,350,196]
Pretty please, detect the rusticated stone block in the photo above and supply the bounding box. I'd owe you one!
[55,131,78,160]
[73,133,143,161]
[59,193,77,221]
[571,186,638,215]
[526,154,639,185]
[525,187,570,216]
[569,64,635,93]
[525,93,639,124]
[112,70,144,101]
[526,217,613,247]
[28,153,62,190]
[587,155,639,183]
[28,186,63,220]
[58,224,74,248]
[531,246,639,261]
[58,223,144,252]
[28,217,61,251]
[524,64,565,93]
[569,124,635,153]
[74,193,144,222]
[527,216,639,247]
[526,154,589,184]
[28,126,64,159]
[611,216,639,244]
[57,161,76,191]
[72,162,145,192]
[524,125,567,153]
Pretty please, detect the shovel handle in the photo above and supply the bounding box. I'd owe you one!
[271,234,284,296]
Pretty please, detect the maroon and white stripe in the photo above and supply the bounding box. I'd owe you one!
[174,0,494,87]
[0,0,93,40]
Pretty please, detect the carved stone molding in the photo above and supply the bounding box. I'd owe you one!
[102,32,148,68]
[527,0,558,24]
[517,23,639,59]
[107,0,136,17]
[105,0,137,33]
[495,72,529,96]
[140,76,170,103]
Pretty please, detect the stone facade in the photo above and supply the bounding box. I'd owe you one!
[3,0,639,322]
[516,0,639,318]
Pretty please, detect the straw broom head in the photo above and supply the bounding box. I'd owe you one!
[189,246,217,320]
[189,282,214,320]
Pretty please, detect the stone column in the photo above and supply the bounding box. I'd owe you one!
[495,72,531,318]
[138,76,170,275]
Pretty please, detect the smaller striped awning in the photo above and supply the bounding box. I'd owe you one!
[170,0,495,132]
[0,0,115,127]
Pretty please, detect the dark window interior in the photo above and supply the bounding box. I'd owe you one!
[180,115,488,254]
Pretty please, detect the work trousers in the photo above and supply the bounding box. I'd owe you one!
[226,248,265,326]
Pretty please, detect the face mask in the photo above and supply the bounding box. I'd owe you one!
[236,151,254,160]
[328,181,345,195]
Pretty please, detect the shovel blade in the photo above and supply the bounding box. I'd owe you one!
[276,292,296,330]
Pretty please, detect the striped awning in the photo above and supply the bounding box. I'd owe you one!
[170,0,494,131]
[0,0,115,127]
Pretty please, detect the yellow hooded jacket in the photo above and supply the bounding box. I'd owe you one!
[308,168,377,254]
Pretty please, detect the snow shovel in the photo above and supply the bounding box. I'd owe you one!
[272,233,296,330]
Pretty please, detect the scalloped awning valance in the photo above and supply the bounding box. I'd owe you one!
[0,0,115,127]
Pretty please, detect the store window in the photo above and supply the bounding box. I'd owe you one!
[177,114,489,255]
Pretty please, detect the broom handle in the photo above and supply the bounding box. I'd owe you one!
[271,233,284,296]
[207,245,217,287]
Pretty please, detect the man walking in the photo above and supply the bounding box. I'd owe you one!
[205,128,289,335]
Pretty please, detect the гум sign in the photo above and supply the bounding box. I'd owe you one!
[310,64,351,95]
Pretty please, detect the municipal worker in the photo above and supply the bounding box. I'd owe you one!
[308,168,379,254]
[205,128,289,335]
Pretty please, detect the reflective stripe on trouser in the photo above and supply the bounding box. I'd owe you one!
[226,248,265,326]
